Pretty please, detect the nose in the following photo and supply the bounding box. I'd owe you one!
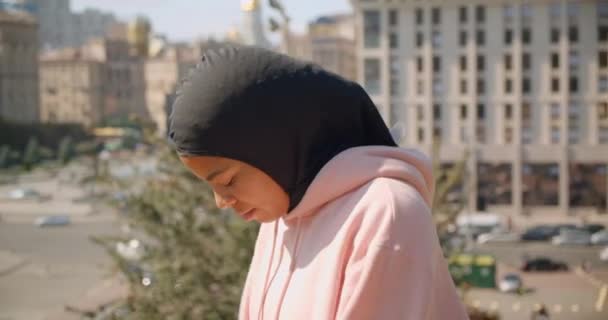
[214,191,236,209]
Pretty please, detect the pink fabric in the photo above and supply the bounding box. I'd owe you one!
[239,146,469,320]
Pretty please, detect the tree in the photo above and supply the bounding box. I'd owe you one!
[22,136,39,171]
[58,136,74,165]
[95,143,259,319]
[0,145,9,169]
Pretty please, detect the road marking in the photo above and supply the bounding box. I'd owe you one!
[571,304,579,313]
[574,267,604,288]
[490,301,499,311]
[596,285,608,312]
[552,304,562,313]
[512,302,521,311]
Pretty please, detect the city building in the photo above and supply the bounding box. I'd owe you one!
[240,0,271,48]
[14,0,116,50]
[40,38,147,127]
[352,0,608,216]
[39,58,105,127]
[0,10,39,123]
[309,14,357,80]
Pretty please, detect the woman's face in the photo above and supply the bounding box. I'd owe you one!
[179,155,290,223]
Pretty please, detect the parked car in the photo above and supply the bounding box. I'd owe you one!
[521,224,577,241]
[477,230,520,244]
[34,215,70,227]
[6,188,51,202]
[521,257,568,272]
[498,273,523,293]
[591,230,608,245]
[552,229,592,246]
[600,247,608,262]
[581,224,605,234]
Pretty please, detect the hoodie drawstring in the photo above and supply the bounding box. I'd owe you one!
[274,218,303,320]
[258,221,280,320]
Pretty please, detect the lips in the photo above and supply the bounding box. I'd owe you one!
[238,208,255,221]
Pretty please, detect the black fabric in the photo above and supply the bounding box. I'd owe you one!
[168,45,396,211]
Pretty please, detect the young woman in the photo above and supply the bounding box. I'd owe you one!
[169,45,468,320]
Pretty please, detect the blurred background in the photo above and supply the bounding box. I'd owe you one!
[0,0,607,319]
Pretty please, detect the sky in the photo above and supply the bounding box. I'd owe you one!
[71,0,352,42]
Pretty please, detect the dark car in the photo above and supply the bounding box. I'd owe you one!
[521,224,577,241]
[521,257,568,272]
[581,224,605,234]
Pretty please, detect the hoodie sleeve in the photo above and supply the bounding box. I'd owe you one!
[335,180,467,320]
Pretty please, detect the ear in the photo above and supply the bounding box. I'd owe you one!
[389,122,405,145]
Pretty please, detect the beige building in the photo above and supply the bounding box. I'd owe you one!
[352,0,608,216]
[0,11,39,123]
[309,14,357,81]
[40,38,147,127]
[39,59,104,127]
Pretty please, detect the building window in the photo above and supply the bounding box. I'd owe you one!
[417,80,424,95]
[432,7,441,25]
[600,2,608,18]
[522,53,531,71]
[599,75,608,93]
[461,104,468,119]
[522,77,531,94]
[567,2,579,18]
[433,56,441,73]
[477,103,485,119]
[460,79,468,94]
[551,103,560,120]
[569,51,579,69]
[389,32,399,49]
[477,55,485,72]
[599,103,608,119]
[475,5,486,23]
[460,56,467,71]
[600,51,608,68]
[600,26,608,42]
[417,56,423,72]
[505,127,514,144]
[551,53,560,69]
[460,30,468,47]
[416,32,424,47]
[504,54,512,70]
[390,57,401,96]
[432,31,442,48]
[521,3,533,22]
[550,3,561,18]
[552,78,560,93]
[505,29,513,45]
[505,78,513,93]
[522,28,532,44]
[389,9,399,26]
[568,26,579,43]
[504,5,516,22]
[434,104,441,120]
[364,58,381,95]
[476,30,485,46]
[459,6,468,23]
[551,126,560,144]
[477,78,485,94]
[417,105,425,121]
[434,127,442,140]
[551,28,560,44]
[418,128,425,143]
[569,77,579,93]
[433,78,443,94]
[416,8,424,25]
[505,104,513,119]
[363,10,381,48]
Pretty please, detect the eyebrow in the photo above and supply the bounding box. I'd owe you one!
[205,166,228,182]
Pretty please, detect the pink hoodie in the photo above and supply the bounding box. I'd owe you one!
[239,146,469,320]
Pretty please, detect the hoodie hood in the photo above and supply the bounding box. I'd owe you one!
[285,145,434,221]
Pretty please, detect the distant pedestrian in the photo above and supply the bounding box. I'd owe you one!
[168,45,469,320]
[530,304,550,320]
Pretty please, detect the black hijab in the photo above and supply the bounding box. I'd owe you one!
[168,45,396,211]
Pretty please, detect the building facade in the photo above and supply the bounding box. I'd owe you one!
[0,11,39,123]
[352,0,608,216]
[309,14,357,81]
[39,59,105,127]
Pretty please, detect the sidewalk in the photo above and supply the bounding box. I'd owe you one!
[45,276,129,320]
[0,250,26,277]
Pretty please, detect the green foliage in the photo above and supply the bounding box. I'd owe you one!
[22,137,39,171]
[0,145,9,169]
[431,140,469,235]
[96,143,259,319]
[58,136,74,165]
